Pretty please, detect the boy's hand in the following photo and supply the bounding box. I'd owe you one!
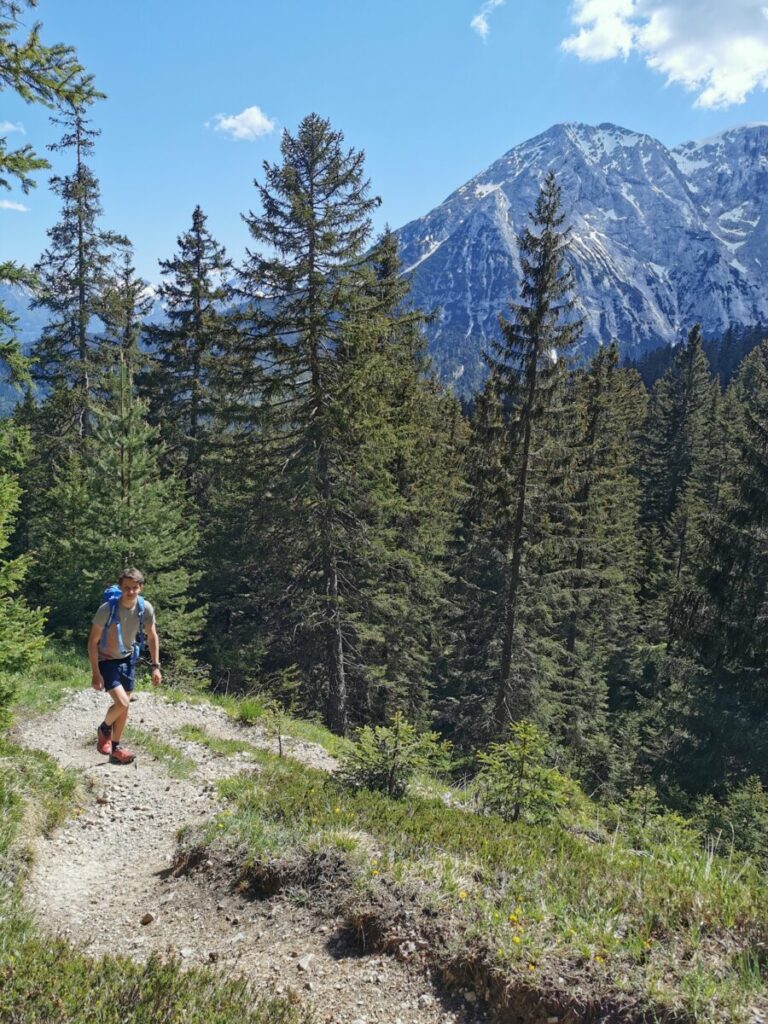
[91,672,104,691]
[151,667,162,687]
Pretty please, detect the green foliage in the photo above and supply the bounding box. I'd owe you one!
[695,777,768,867]
[0,421,45,723]
[126,726,196,779]
[3,645,86,715]
[141,204,235,502]
[30,105,128,439]
[0,945,311,1024]
[339,712,452,797]
[454,172,584,737]
[28,356,203,670]
[476,721,576,823]
[213,116,459,735]
[203,743,768,1022]
[236,697,267,726]
[613,785,699,853]
[0,0,99,381]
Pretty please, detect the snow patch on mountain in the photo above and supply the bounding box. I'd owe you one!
[395,121,768,391]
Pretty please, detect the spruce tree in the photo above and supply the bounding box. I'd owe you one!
[30,103,126,439]
[225,118,460,733]
[551,343,646,787]
[141,206,235,502]
[236,114,380,734]
[485,171,582,732]
[638,325,718,641]
[445,375,507,743]
[677,340,768,789]
[0,0,97,381]
[348,229,463,724]
[0,419,45,711]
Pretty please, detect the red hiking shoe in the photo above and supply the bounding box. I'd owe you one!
[97,727,112,756]
[109,745,136,765]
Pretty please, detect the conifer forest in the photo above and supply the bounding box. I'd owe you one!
[3,0,768,834]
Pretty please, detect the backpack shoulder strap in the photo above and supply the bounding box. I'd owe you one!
[99,597,130,657]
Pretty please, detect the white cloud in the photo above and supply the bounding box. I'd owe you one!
[0,120,25,134]
[471,0,505,40]
[210,105,276,141]
[0,199,29,212]
[562,0,768,108]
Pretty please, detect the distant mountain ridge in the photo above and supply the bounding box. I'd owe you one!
[394,121,768,390]
[3,122,767,398]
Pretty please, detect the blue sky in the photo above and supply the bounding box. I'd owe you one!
[3,0,768,280]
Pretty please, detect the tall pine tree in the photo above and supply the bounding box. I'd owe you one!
[485,171,582,732]
[30,103,126,438]
[141,205,235,503]
[550,343,646,787]
[234,114,380,733]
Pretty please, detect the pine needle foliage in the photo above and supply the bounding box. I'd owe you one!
[221,115,459,733]
[339,711,452,798]
[141,205,235,502]
[0,0,99,381]
[30,104,127,440]
[476,720,574,823]
[459,171,583,735]
[0,420,44,719]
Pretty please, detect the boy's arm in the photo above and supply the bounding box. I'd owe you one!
[147,623,162,686]
[87,623,104,690]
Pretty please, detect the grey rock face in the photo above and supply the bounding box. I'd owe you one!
[394,122,768,391]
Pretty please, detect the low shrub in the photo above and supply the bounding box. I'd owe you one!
[338,712,452,798]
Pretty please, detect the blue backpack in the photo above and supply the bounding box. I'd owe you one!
[98,584,145,668]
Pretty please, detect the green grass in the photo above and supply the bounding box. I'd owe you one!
[9,648,767,1019]
[178,724,255,757]
[6,646,89,715]
[0,734,311,1024]
[187,735,768,1024]
[210,693,351,758]
[127,726,196,779]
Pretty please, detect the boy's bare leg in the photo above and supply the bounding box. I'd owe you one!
[104,686,130,739]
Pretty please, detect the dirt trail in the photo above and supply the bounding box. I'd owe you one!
[15,688,485,1024]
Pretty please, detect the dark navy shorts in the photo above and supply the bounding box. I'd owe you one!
[99,657,135,693]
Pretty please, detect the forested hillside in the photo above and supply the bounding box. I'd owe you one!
[2,66,768,808]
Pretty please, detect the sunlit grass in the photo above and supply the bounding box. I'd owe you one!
[127,726,196,779]
[189,735,768,1023]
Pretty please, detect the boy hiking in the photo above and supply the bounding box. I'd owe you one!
[88,568,162,764]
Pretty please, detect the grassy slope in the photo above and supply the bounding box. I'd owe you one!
[181,737,768,1023]
[6,648,768,1022]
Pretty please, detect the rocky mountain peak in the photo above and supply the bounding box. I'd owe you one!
[394,122,768,393]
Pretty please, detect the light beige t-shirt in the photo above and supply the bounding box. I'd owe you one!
[93,600,155,661]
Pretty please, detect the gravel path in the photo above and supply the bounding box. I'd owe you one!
[15,688,485,1024]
